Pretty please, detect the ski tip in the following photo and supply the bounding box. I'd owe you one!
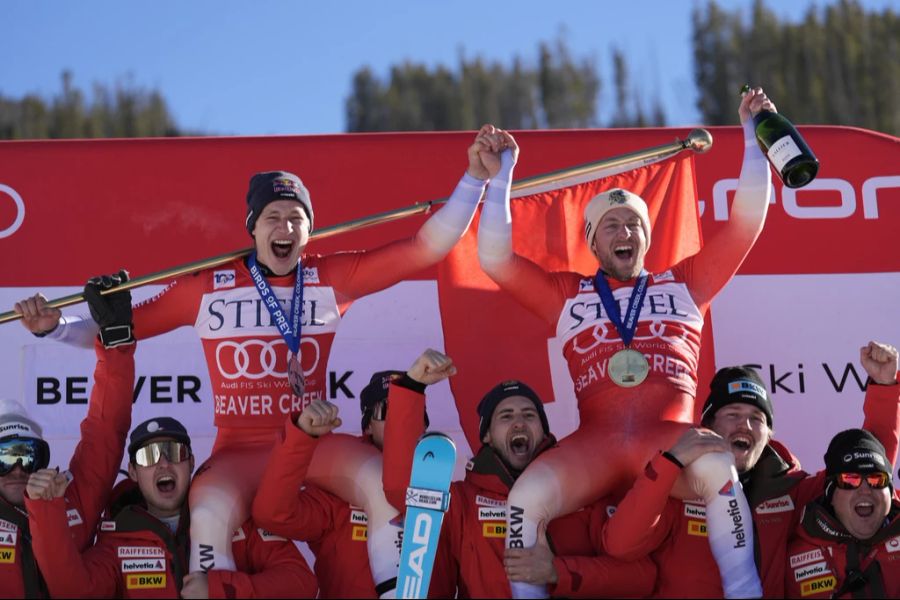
[420,431,454,444]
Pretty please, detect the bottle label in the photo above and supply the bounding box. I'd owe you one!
[767,135,803,171]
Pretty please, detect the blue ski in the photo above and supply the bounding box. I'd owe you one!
[397,431,456,599]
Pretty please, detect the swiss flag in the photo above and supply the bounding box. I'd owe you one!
[437,153,711,450]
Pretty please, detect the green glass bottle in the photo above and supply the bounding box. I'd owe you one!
[741,85,819,188]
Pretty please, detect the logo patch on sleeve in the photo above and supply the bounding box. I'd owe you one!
[0,547,15,563]
[755,494,795,514]
[0,531,17,546]
[118,546,165,559]
[213,270,236,290]
[687,520,708,537]
[653,270,675,283]
[475,495,506,508]
[683,503,707,519]
[126,574,167,589]
[350,509,368,525]
[0,519,18,533]
[66,508,83,527]
[478,507,507,521]
[121,558,166,573]
[790,549,824,568]
[351,525,368,541]
[800,575,836,596]
[257,529,287,542]
[886,535,900,553]
[302,267,319,284]
[794,561,830,582]
[483,523,507,538]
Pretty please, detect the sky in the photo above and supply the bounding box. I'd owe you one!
[3,0,897,136]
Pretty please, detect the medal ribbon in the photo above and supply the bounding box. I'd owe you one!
[593,269,649,347]
[248,252,304,355]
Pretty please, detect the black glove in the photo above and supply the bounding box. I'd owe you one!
[83,270,134,348]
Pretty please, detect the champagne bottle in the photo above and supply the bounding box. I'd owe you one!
[741,84,819,188]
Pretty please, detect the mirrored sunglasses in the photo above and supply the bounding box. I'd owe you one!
[0,437,50,476]
[133,441,192,468]
[835,471,891,490]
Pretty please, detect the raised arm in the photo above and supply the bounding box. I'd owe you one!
[859,341,900,464]
[53,273,138,548]
[251,402,343,542]
[319,129,492,300]
[690,88,775,309]
[382,349,457,510]
[25,478,120,598]
[16,269,202,346]
[476,127,575,326]
[15,293,97,348]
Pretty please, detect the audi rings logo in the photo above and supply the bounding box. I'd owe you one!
[572,320,686,355]
[215,338,320,380]
[0,184,25,239]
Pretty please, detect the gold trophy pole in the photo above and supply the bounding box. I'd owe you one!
[0,129,712,325]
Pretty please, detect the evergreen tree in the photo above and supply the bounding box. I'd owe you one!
[0,71,184,140]
[344,36,663,132]
[692,0,899,134]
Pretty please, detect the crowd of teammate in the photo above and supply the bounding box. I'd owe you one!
[2,87,899,598]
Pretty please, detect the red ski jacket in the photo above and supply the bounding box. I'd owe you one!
[384,382,657,598]
[3,343,135,598]
[786,497,900,598]
[602,381,900,598]
[27,486,316,599]
[252,419,378,598]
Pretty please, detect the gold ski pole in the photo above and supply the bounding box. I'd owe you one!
[0,129,712,325]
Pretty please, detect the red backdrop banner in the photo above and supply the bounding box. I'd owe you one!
[0,125,897,472]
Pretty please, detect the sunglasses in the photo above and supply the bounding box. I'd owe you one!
[835,471,891,490]
[0,437,50,476]
[133,441,192,468]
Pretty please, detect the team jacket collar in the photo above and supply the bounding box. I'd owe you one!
[741,441,806,507]
[465,435,558,493]
[0,497,47,598]
[0,497,29,530]
[801,497,900,546]
[103,485,191,594]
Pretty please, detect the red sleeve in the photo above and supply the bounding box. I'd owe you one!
[383,383,427,511]
[552,504,657,598]
[26,497,119,598]
[789,471,828,514]
[63,341,135,549]
[132,272,204,339]
[480,251,579,328]
[602,453,680,560]
[251,418,338,542]
[861,380,900,465]
[551,554,657,598]
[687,201,765,310]
[315,233,445,300]
[208,523,318,599]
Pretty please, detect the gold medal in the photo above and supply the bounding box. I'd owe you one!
[608,348,650,388]
[288,354,305,397]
